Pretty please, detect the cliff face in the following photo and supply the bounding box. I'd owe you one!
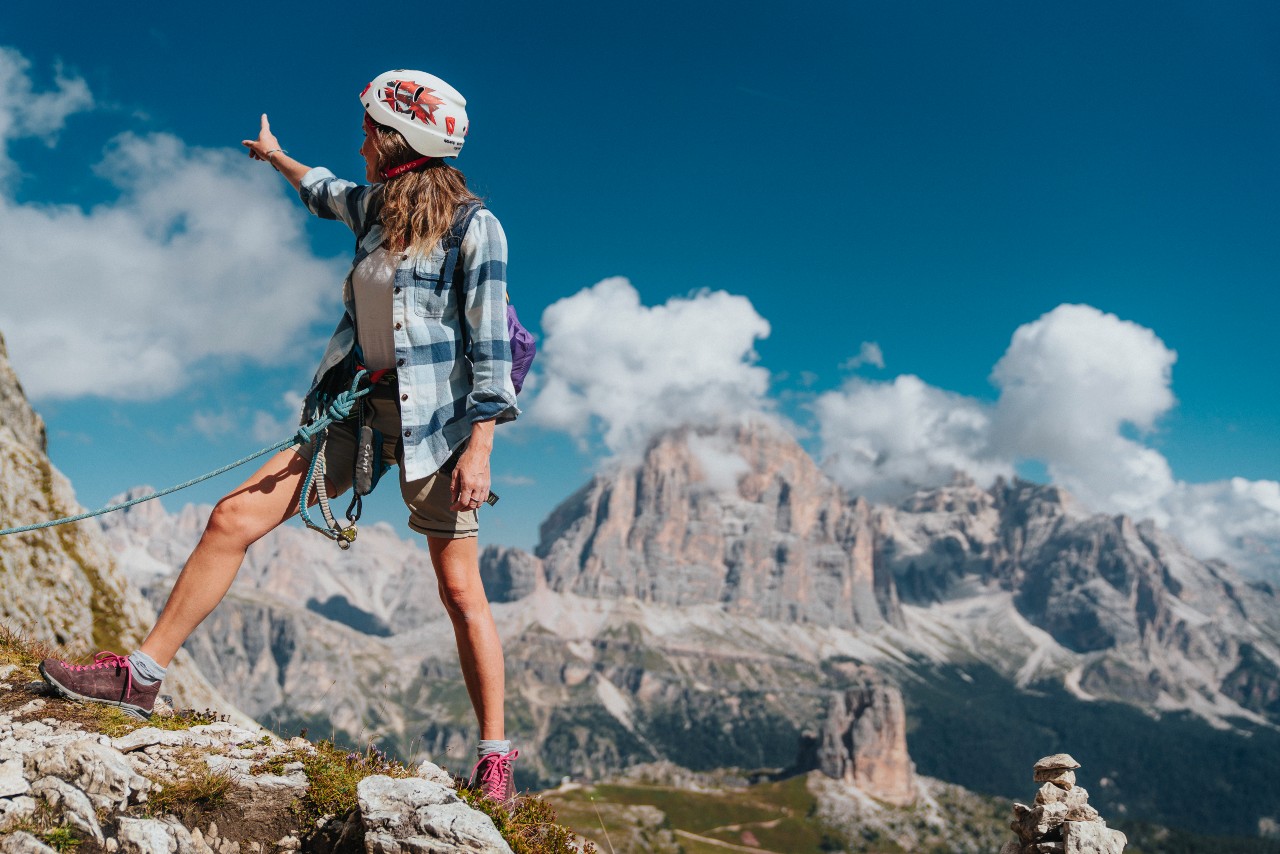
[0,330,248,720]
[536,424,902,632]
[817,664,917,806]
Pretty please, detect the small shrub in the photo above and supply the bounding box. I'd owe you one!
[458,788,598,854]
[257,740,412,825]
[149,763,235,815]
[40,824,83,852]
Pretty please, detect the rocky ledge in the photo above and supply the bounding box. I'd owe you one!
[0,665,515,853]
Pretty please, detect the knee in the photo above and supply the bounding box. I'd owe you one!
[204,493,266,548]
[438,581,492,624]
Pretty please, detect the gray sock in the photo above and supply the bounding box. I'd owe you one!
[477,739,512,757]
[128,651,166,686]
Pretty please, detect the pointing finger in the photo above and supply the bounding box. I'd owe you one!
[260,113,270,133]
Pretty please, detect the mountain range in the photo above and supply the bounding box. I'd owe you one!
[92,418,1280,840]
[4,326,1280,845]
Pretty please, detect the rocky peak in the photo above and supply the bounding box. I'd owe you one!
[817,664,917,806]
[535,419,903,630]
[0,330,46,454]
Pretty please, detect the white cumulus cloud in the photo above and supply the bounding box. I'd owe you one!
[815,374,1012,502]
[527,277,772,455]
[0,48,93,183]
[988,304,1179,517]
[840,341,885,371]
[0,49,345,401]
[815,303,1280,578]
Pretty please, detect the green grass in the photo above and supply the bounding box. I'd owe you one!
[148,763,235,815]
[549,774,829,854]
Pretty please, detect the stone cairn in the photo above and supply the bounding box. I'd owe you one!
[998,754,1127,854]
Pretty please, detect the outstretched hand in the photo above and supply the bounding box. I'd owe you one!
[241,114,282,162]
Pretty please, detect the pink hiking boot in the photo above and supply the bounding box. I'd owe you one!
[469,749,519,805]
[39,652,160,720]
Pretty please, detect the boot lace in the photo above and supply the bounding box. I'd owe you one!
[64,652,134,698]
[469,749,518,802]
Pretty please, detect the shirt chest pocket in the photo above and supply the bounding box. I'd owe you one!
[409,254,450,319]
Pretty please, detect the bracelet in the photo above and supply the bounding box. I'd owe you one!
[264,148,287,171]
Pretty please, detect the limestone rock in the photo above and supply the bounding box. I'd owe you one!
[817,665,917,806]
[30,775,104,844]
[1036,783,1088,807]
[116,817,183,854]
[0,832,57,853]
[415,759,456,788]
[1035,754,1081,773]
[357,775,513,853]
[1035,768,1077,790]
[1065,804,1101,822]
[0,758,30,798]
[113,726,213,753]
[1063,820,1127,854]
[24,738,135,810]
[1016,802,1069,842]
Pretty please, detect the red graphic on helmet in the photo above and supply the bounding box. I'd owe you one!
[381,80,445,125]
[446,116,456,136]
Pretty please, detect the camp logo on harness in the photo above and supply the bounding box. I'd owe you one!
[381,80,445,125]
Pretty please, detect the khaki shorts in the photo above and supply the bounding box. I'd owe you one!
[294,378,478,539]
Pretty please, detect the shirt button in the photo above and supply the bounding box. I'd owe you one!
[394,322,402,331]
[401,394,408,402]
[394,286,401,294]
[397,358,405,366]
[403,430,411,438]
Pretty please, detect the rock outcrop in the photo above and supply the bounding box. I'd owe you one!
[0,671,513,853]
[0,331,244,721]
[536,423,904,631]
[817,665,916,806]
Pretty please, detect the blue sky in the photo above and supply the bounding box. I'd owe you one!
[1,2,1278,569]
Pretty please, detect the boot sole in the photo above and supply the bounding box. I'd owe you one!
[38,662,153,721]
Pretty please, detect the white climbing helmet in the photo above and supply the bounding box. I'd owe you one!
[360,70,468,159]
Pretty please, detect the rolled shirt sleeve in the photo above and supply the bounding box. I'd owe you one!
[460,210,520,424]
[298,167,378,235]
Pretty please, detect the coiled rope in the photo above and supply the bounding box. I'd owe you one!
[0,371,372,544]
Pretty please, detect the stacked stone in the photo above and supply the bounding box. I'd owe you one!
[998,754,1127,854]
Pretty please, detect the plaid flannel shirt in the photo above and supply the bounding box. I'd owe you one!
[298,167,519,482]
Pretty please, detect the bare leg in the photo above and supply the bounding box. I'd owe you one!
[428,535,505,741]
[138,449,317,667]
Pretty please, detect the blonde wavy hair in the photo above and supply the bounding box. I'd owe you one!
[366,120,480,256]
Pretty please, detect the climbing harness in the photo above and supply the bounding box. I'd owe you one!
[0,370,375,546]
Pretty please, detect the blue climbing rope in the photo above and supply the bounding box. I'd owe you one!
[0,371,372,539]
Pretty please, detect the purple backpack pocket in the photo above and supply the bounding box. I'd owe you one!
[507,303,536,394]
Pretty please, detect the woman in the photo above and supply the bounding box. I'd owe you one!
[39,70,521,804]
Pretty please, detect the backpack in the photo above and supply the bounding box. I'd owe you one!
[444,201,537,394]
